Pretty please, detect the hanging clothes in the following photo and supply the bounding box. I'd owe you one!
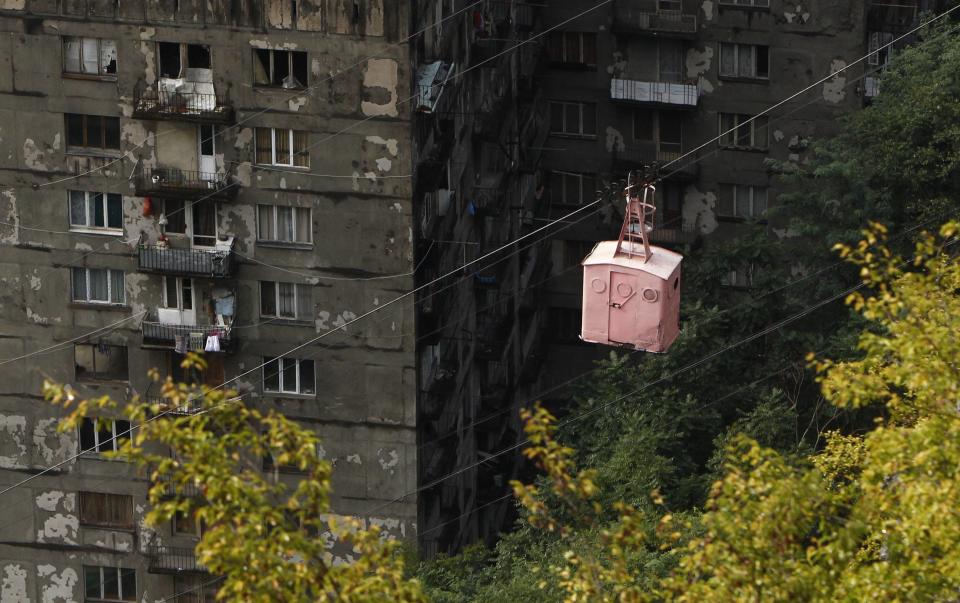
[174,335,188,354]
[204,335,221,353]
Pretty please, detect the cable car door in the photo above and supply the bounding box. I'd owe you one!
[608,271,639,345]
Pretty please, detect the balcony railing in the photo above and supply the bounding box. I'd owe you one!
[613,2,697,36]
[649,221,698,246]
[135,165,237,201]
[134,85,234,124]
[611,78,699,108]
[137,241,237,278]
[141,322,233,353]
[148,545,205,574]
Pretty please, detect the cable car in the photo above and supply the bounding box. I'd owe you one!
[580,172,682,353]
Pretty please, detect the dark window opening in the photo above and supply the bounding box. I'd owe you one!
[75,343,129,381]
[80,492,134,530]
[161,199,187,234]
[158,42,211,78]
[253,49,308,88]
[158,41,181,78]
[65,114,121,153]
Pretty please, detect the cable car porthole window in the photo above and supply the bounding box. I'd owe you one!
[642,288,658,302]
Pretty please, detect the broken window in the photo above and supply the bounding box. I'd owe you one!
[262,355,315,395]
[69,191,123,232]
[257,204,312,243]
[259,281,312,320]
[63,37,117,77]
[80,492,134,530]
[75,343,129,381]
[78,417,131,453]
[717,184,769,219]
[83,565,136,602]
[157,42,211,78]
[718,113,768,149]
[254,127,309,167]
[719,43,769,79]
[65,114,121,153]
[253,48,308,88]
[71,268,125,305]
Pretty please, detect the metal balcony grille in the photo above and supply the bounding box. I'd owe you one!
[135,166,236,200]
[148,545,205,574]
[613,2,697,35]
[610,78,699,108]
[142,322,232,352]
[134,87,234,124]
[138,245,235,278]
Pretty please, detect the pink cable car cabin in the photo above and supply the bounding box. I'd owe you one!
[581,176,682,353]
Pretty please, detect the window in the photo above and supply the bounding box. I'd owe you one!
[174,510,201,536]
[547,32,597,67]
[550,171,596,205]
[69,191,122,233]
[718,0,769,7]
[79,418,131,453]
[868,31,896,67]
[260,281,312,321]
[157,42,211,79]
[719,43,769,79]
[254,128,309,167]
[549,101,596,137]
[80,492,134,529]
[257,205,312,244]
[66,114,121,154]
[263,356,315,395]
[718,113,768,149]
[163,277,193,311]
[63,37,117,78]
[75,344,129,382]
[72,268,125,305]
[717,184,768,218]
[253,49,308,88]
[722,265,756,288]
[84,566,136,602]
[160,199,187,234]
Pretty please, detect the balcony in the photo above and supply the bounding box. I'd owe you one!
[133,82,234,125]
[613,2,697,37]
[148,545,205,574]
[138,240,237,278]
[135,165,237,201]
[610,78,699,109]
[649,224,699,247]
[142,322,234,353]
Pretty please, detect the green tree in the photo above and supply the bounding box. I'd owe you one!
[44,356,424,603]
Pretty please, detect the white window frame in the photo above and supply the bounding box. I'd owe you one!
[259,281,312,320]
[718,184,768,218]
[68,190,123,234]
[62,36,117,78]
[262,356,315,395]
[255,127,309,168]
[718,113,768,149]
[71,267,125,305]
[719,43,769,79]
[256,204,312,244]
[78,417,130,454]
[83,565,136,602]
[549,101,597,137]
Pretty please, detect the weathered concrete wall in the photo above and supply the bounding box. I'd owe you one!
[0,1,415,598]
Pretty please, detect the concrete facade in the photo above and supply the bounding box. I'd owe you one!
[412,0,938,555]
[0,1,416,601]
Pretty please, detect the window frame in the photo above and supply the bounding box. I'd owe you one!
[78,417,132,454]
[254,127,310,168]
[548,101,597,138]
[252,48,309,89]
[68,191,123,235]
[262,355,316,395]
[548,31,597,68]
[718,43,769,80]
[71,267,126,306]
[74,343,129,382]
[79,491,135,530]
[62,36,117,79]
[259,281,312,321]
[550,170,597,206]
[83,565,136,602]
[65,113,122,156]
[256,204,313,245]
[717,113,769,150]
[717,183,769,220]
[718,0,769,8]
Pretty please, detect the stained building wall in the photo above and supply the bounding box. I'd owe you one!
[0,1,416,600]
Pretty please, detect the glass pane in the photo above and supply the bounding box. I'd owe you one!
[295,208,311,243]
[110,270,125,304]
[66,114,85,147]
[84,567,101,598]
[104,117,120,149]
[255,128,272,164]
[100,39,117,75]
[263,357,280,391]
[120,568,136,600]
[738,45,752,77]
[295,284,311,319]
[260,281,276,316]
[293,131,309,167]
[89,269,109,301]
[299,359,315,394]
[278,282,295,317]
[754,116,769,148]
[86,115,103,148]
[81,38,99,74]
[164,277,178,308]
[64,37,82,73]
[257,205,274,240]
[736,116,751,146]
[181,279,192,310]
[106,194,123,229]
[736,187,751,217]
[92,193,105,227]
[276,206,294,241]
[102,567,120,599]
[275,129,291,165]
[69,192,87,226]
[281,357,297,392]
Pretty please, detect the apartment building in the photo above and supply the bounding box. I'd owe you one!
[0,1,416,600]
[412,0,936,555]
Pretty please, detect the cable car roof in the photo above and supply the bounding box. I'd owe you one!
[582,240,683,281]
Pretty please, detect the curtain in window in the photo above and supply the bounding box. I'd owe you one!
[255,128,273,164]
[275,129,291,165]
[257,205,274,240]
[276,206,294,241]
[293,130,309,167]
[720,43,735,76]
[89,269,109,302]
[64,38,82,73]
[735,186,751,218]
[69,191,87,226]
[82,38,99,74]
[110,270,125,304]
[72,267,87,300]
[738,45,753,78]
[295,207,311,242]
[295,284,311,319]
[277,282,295,317]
